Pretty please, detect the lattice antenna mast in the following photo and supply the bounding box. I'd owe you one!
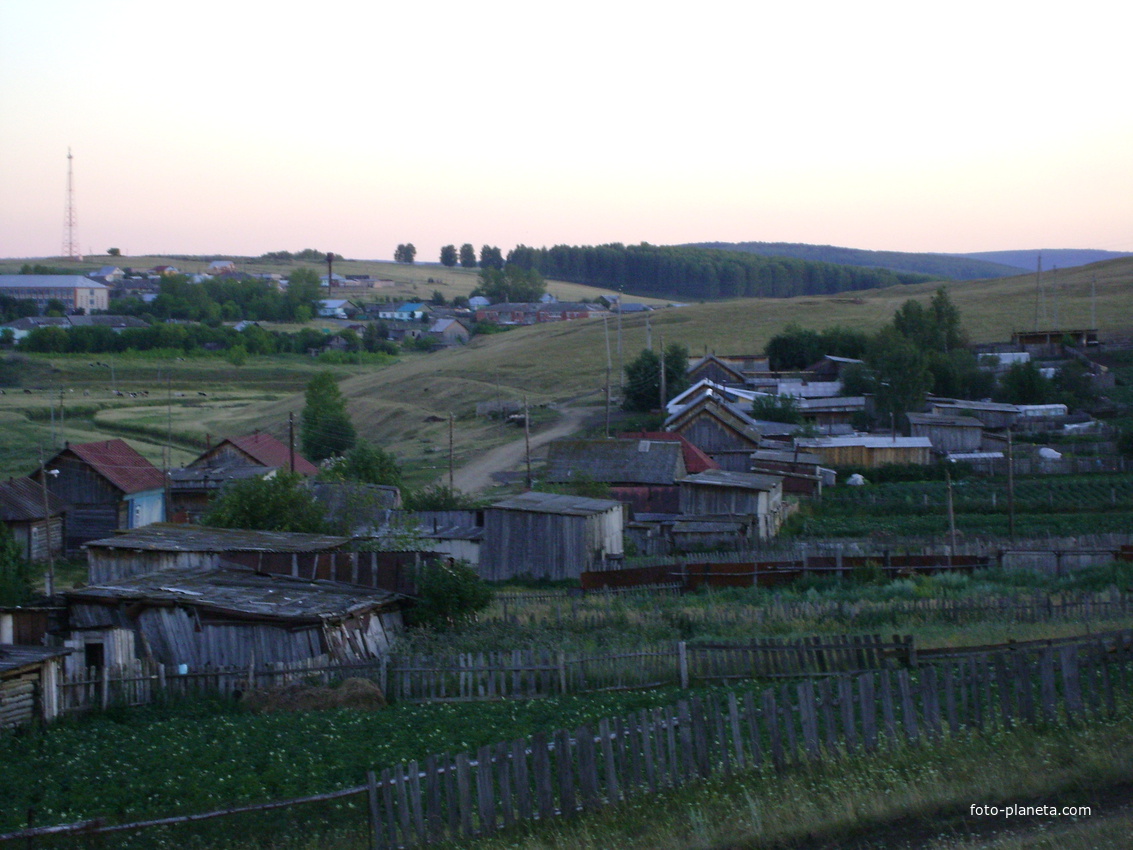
[63,147,82,260]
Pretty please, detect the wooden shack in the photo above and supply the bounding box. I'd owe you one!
[929,400,1019,430]
[686,354,747,386]
[64,567,403,668]
[907,412,984,454]
[544,438,687,513]
[678,470,785,540]
[478,492,623,581]
[32,439,165,552]
[795,435,933,468]
[1,645,69,729]
[190,432,320,476]
[0,477,67,561]
[665,395,763,472]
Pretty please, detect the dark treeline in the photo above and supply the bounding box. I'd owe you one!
[115,272,321,323]
[687,242,1021,282]
[505,243,934,300]
[18,322,340,357]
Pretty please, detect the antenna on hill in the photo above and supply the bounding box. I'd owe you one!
[1032,252,1046,330]
[1091,275,1097,329]
[63,147,82,261]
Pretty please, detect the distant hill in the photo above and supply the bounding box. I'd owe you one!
[685,242,1021,281]
[951,249,1133,272]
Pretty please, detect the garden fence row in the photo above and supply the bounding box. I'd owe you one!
[8,633,1133,848]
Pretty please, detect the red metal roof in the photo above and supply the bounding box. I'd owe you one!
[617,431,720,474]
[61,439,165,495]
[222,432,319,476]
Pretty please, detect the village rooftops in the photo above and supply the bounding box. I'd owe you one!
[490,491,622,516]
[0,477,67,521]
[66,567,399,623]
[796,435,933,449]
[52,439,165,494]
[544,439,686,485]
[680,469,783,491]
[906,412,984,428]
[84,523,352,553]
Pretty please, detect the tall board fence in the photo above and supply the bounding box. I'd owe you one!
[6,633,1132,848]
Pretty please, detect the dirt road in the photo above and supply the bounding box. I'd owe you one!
[449,405,595,494]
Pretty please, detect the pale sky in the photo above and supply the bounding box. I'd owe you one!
[2,0,1131,262]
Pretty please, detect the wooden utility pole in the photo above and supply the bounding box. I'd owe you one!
[524,395,532,489]
[604,365,611,439]
[659,332,666,411]
[945,468,957,566]
[1007,430,1016,539]
[448,412,455,491]
[38,447,55,598]
[288,412,296,473]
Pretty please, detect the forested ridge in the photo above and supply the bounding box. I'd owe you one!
[686,241,1022,281]
[505,243,934,301]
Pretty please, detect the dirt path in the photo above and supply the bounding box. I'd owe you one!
[449,404,595,494]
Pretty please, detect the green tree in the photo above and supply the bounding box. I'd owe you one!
[765,325,823,370]
[622,344,690,412]
[323,442,403,487]
[751,394,803,424]
[394,243,417,264]
[44,299,67,317]
[996,361,1052,405]
[479,245,504,270]
[107,247,121,257]
[0,524,33,605]
[285,268,322,322]
[475,266,545,303]
[868,328,930,426]
[301,372,356,461]
[439,245,458,267]
[405,559,492,631]
[202,473,328,533]
[403,484,478,511]
[459,244,477,268]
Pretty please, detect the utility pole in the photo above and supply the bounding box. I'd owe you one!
[616,287,624,388]
[604,365,611,439]
[39,447,55,598]
[523,395,532,490]
[945,468,957,567]
[658,332,666,411]
[448,412,455,491]
[1007,430,1016,539]
[288,412,296,473]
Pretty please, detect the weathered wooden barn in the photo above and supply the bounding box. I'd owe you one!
[929,400,1019,430]
[665,395,763,472]
[686,354,747,386]
[478,492,623,581]
[64,567,403,669]
[749,449,828,496]
[190,431,320,476]
[795,435,934,468]
[544,438,687,514]
[32,439,165,552]
[678,470,785,540]
[0,645,69,729]
[0,477,67,561]
[907,412,984,454]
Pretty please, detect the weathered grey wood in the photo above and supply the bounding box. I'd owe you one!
[1038,650,1057,723]
[424,755,443,842]
[677,701,695,782]
[1060,646,1084,718]
[395,763,412,841]
[779,684,799,763]
[818,678,838,756]
[922,667,942,739]
[663,706,679,787]
[555,729,575,815]
[839,675,858,751]
[896,670,919,741]
[727,692,746,769]
[497,744,514,830]
[599,718,620,803]
[639,709,657,792]
[879,670,897,742]
[406,760,425,844]
[455,754,474,839]
[366,770,384,850]
[943,665,959,734]
[380,767,397,848]
[512,739,532,823]
[763,688,785,769]
[576,724,600,810]
[993,655,1012,728]
[710,697,730,776]
[615,716,633,794]
[797,681,820,760]
[476,745,496,834]
[531,734,555,821]
[859,673,878,751]
[744,691,763,766]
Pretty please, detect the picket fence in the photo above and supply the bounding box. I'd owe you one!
[7,633,1132,848]
[57,634,915,713]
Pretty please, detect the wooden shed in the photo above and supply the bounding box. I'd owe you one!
[64,567,403,668]
[0,477,66,561]
[678,470,785,540]
[907,412,984,454]
[544,438,687,514]
[664,395,763,472]
[190,432,319,476]
[795,435,934,468]
[478,492,623,581]
[1,645,69,729]
[32,439,165,552]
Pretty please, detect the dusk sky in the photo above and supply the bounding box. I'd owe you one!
[2,1,1131,262]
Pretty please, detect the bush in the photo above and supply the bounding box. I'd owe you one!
[407,559,492,630]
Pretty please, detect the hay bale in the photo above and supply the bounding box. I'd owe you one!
[241,677,388,713]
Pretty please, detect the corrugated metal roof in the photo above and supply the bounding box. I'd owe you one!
[66,567,398,621]
[545,439,685,485]
[57,439,165,495]
[0,275,108,290]
[796,436,933,449]
[218,433,320,476]
[616,431,719,473]
[84,523,351,553]
[490,491,622,516]
[680,470,783,491]
[0,477,67,522]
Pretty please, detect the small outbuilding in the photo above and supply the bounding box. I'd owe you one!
[478,492,623,581]
[0,477,67,561]
[1,644,70,729]
[907,412,984,454]
[678,470,785,540]
[544,438,687,513]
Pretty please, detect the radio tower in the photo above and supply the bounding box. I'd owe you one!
[62,147,82,261]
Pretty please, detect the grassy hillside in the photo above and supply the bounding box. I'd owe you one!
[2,256,1131,487]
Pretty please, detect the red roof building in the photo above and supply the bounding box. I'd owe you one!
[190,432,319,476]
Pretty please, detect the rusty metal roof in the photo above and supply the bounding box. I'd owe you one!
[65,567,399,623]
[54,439,165,495]
[84,523,352,553]
[219,432,320,476]
[0,477,67,522]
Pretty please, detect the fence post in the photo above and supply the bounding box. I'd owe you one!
[367,770,384,850]
[557,652,568,695]
[678,641,689,690]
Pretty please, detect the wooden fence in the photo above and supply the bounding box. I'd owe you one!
[55,634,916,713]
[7,634,1132,848]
